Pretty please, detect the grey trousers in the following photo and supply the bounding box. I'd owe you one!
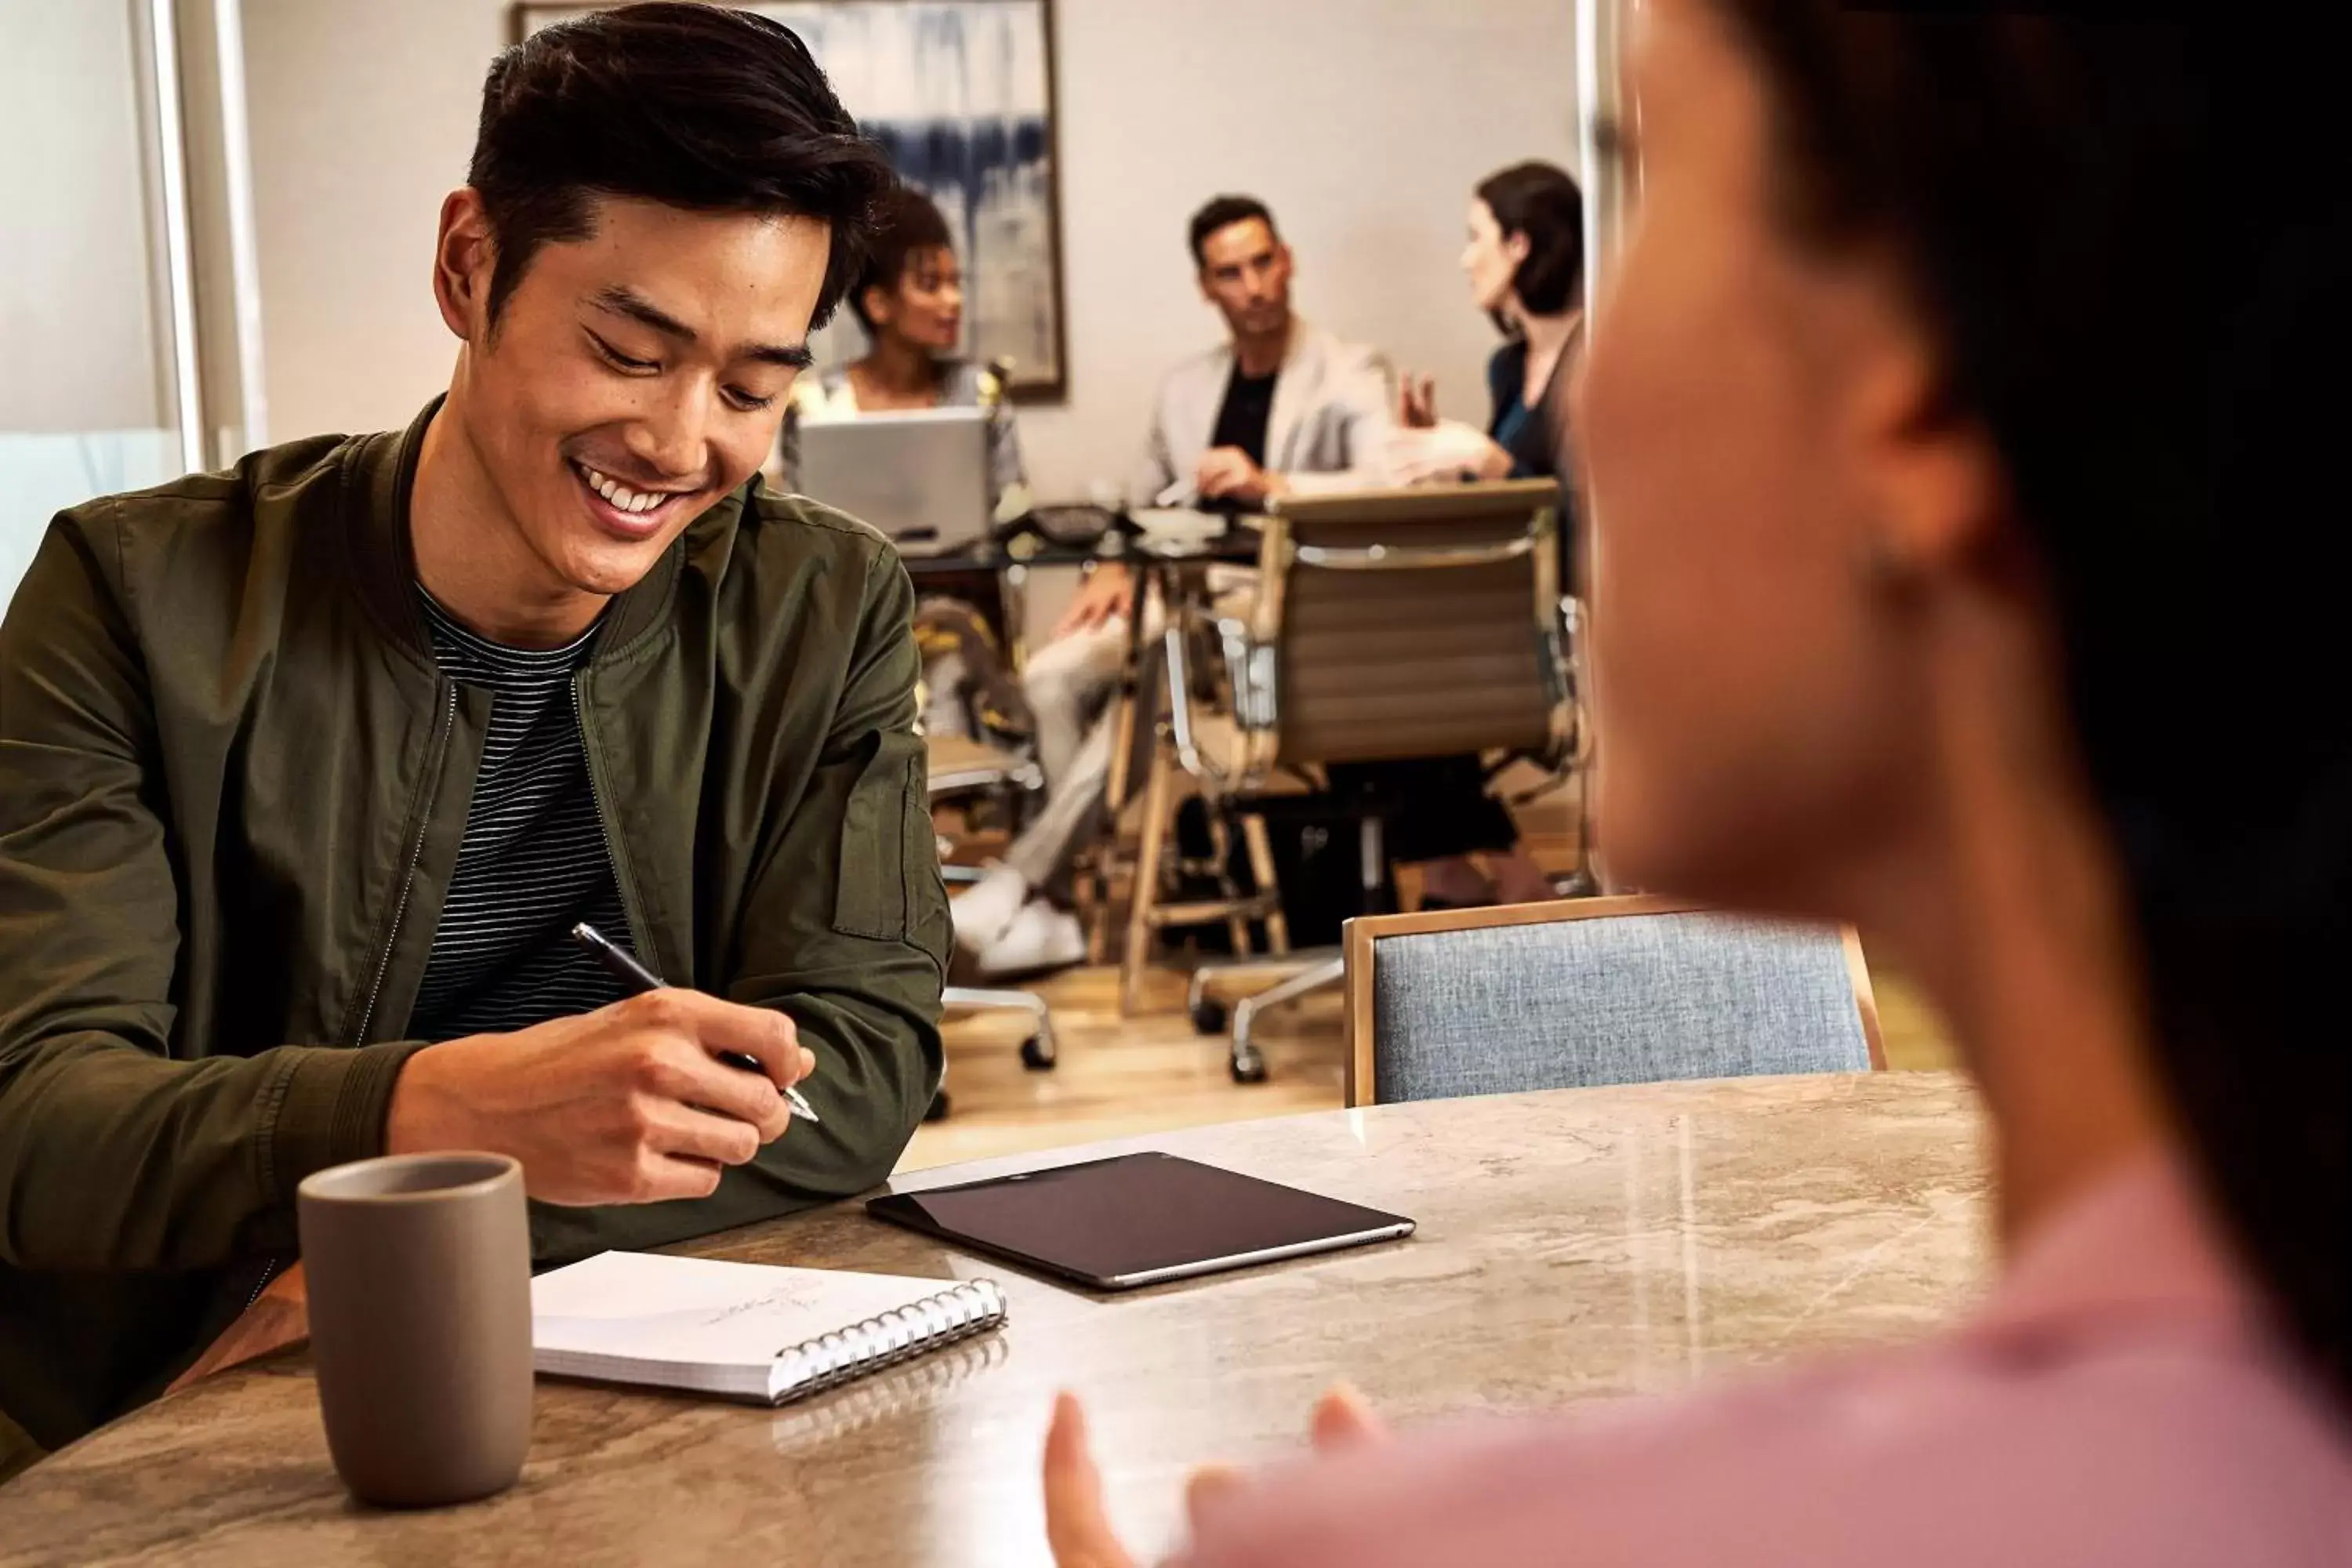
[1000,612,1148,895]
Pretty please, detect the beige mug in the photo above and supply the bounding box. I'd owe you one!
[296,1152,533,1507]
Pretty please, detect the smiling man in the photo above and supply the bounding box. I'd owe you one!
[0,5,942,1479]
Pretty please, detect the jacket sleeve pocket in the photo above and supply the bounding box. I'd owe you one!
[831,731,929,943]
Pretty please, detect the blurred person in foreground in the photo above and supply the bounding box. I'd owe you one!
[0,4,946,1483]
[1043,4,2351,1563]
[950,196,1393,973]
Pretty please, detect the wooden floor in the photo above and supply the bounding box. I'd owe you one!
[897,956,1958,1174]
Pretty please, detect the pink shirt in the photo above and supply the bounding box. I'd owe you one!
[1184,1156,2352,1567]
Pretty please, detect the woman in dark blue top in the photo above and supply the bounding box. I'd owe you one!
[1393,162,1585,532]
[1334,162,1588,909]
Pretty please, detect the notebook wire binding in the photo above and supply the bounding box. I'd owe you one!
[768,1278,1007,1406]
[768,1332,1008,1453]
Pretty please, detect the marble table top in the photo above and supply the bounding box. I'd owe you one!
[0,1071,1990,1567]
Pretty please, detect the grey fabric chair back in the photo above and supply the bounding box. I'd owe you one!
[1234,481,1570,776]
[1344,896,1880,1106]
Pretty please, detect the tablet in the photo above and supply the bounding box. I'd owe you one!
[866,1152,1415,1290]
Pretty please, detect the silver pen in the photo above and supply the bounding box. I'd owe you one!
[569,921,822,1123]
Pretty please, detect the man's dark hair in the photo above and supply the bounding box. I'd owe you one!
[1188,194,1279,268]
[467,2,893,328]
[1475,161,1584,317]
[1718,6,2350,1407]
[848,183,956,336]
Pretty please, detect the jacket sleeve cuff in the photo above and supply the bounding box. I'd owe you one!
[262,1040,436,1204]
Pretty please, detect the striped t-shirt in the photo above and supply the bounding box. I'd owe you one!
[407,592,633,1042]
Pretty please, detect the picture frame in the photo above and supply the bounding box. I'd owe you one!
[512,1,1070,403]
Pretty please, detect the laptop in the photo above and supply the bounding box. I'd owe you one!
[797,406,993,556]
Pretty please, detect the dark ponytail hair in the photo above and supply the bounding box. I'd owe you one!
[1711,8,2348,1405]
[1474,160,1585,317]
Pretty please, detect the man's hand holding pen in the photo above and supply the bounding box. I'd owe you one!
[385,984,817,1207]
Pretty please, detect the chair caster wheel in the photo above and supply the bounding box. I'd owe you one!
[925,1088,953,1122]
[1229,1048,1268,1085]
[1190,999,1228,1035]
[1019,1034,1056,1071]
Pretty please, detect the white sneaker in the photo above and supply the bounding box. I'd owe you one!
[978,901,1085,978]
[951,866,1030,953]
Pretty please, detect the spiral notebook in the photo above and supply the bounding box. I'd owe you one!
[529,1250,1007,1406]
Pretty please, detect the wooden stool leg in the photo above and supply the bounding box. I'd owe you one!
[1208,811,1252,956]
[1083,856,1113,966]
[1089,678,1144,967]
[1120,742,1174,1015]
[1240,812,1290,956]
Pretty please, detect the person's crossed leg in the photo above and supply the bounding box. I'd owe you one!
[953,568,1149,976]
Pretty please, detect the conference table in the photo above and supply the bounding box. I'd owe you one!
[0,1071,1989,1566]
[897,506,1260,655]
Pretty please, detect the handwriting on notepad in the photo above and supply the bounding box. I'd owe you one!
[699,1281,833,1326]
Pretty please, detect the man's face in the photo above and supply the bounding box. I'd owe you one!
[1196,218,1293,340]
[437,191,829,601]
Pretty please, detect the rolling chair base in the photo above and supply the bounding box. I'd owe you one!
[1227,954,1344,1081]
[1188,952,1345,1083]
[942,985,1059,1070]
[927,986,1058,1124]
[928,738,1058,1123]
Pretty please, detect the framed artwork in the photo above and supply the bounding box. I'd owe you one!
[514,2,1069,401]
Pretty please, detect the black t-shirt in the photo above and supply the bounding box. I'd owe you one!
[1208,364,1279,470]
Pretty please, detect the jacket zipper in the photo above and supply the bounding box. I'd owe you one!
[572,672,652,964]
[353,681,458,1046]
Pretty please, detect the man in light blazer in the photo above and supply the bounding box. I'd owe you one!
[949,197,1395,975]
[1132,195,1395,508]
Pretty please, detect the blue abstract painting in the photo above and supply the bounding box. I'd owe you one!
[520,2,1065,397]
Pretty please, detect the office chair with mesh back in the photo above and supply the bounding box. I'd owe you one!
[1158,479,1584,1082]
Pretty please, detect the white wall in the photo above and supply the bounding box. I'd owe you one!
[238,0,1577,499]
[239,0,491,446]
[0,0,168,433]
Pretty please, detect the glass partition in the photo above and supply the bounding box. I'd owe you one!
[0,0,264,604]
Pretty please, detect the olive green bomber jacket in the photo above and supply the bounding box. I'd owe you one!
[0,401,950,1473]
